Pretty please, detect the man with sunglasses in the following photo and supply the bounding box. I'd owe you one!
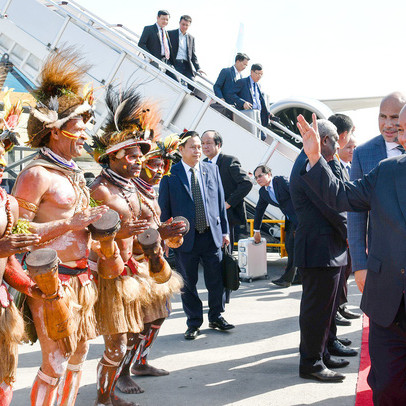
[253,165,298,287]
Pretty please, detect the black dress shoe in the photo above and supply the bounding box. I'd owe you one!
[328,339,358,357]
[335,313,351,326]
[184,327,200,340]
[324,356,350,369]
[209,316,235,331]
[337,337,352,346]
[272,278,291,288]
[299,368,345,382]
[338,305,361,319]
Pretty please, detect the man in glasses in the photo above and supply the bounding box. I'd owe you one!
[253,165,298,287]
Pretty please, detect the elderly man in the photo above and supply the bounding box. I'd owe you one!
[348,92,406,295]
[298,107,406,404]
[290,120,350,383]
[12,49,107,405]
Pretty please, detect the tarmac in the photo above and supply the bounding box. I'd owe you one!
[12,254,363,406]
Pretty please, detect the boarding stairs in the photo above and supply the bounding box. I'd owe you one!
[0,0,302,222]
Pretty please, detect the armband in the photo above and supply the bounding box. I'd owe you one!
[15,197,39,214]
[3,255,34,296]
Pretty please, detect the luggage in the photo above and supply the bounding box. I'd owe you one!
[238,237,268,282]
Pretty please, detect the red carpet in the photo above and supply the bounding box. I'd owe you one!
[355,315,373,406]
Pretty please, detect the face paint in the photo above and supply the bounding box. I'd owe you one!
[61,130,86,140]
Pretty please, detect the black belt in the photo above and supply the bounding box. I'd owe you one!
[58,264,88,276]
[175,59,187,64]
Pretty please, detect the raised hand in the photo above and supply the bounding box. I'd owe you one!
[0,233,41,257]
[297,113,321,166]
[69,205,109,231]
[158,218,186,240]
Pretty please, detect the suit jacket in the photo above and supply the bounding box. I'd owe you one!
[348,135,387,272]
[158,161,229,252]
[289,151,347,268]
[138,24,173,60]
[204,153,252,226]
[168,29,200,74]
[213,66,240,104]
[303,155,406,327]
[254,176,298,230]
[230,77,269,126]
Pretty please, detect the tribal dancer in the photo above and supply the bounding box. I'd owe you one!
[117,134,184,386]
[90,86,160,406]
[11,49,107,406]
[0,90,44,406]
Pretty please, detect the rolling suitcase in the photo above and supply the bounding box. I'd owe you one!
[238,237,268,282]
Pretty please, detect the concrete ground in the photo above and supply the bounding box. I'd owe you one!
[12,254,363,406]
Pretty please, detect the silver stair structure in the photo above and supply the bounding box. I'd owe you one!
[0,0,302,220]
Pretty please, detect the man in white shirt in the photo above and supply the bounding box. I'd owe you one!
[168,15,204,90]
[338,136,357,176]
[138,10,178,81]
[158,131,233,340]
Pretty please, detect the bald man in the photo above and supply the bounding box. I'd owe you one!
[348,92,406,292]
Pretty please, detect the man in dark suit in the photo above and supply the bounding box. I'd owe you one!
[138,10,178,81]
[328,114,361,325]
[168,15,204,89]
[298,108,406,404]
[158,131,234,340]
[201,130,252,250]
[230,63,270,140]
[252,165,298,288]
[213,53,250,104]
[348,92,406,295]
[290,120,351,383]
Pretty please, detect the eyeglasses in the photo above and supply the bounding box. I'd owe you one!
[254,173,265,180]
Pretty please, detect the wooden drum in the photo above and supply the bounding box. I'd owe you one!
[138,228,172,284]
[25,248,76,357]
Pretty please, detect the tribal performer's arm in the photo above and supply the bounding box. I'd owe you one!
[13,167,108,245]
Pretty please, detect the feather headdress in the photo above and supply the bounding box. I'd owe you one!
[92,85,160,163]
[143,133,180,176]
[27,47,94,148]
[0,88,23,152]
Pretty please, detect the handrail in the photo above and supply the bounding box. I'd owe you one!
[23,0,301,149]
[245,219,287,257]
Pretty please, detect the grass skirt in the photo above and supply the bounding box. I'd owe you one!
[137,260,183,323]
[95,274,147,336]
[0,301,25,386]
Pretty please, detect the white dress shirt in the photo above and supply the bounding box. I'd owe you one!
[233,66,242,80]
[385,141,404,158]
[181,160,209,221]
[176,29,188,60]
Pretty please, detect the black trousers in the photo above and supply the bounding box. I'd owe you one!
[279,220,297,283]
[174,230,224,328]
[339,250,353,307]
[328,265,347,345]
[173,59,194,90]
[299,266,341,373]
[368,301,406,405]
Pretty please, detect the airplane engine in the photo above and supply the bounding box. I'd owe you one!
[268,97,334,147]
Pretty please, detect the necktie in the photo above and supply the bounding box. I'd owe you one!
[161,28,170,60]
[207,159,212,163]
[346,164,351,175]
[396,145,405,154]
[267,186,278,204]
[190,168,208,233]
